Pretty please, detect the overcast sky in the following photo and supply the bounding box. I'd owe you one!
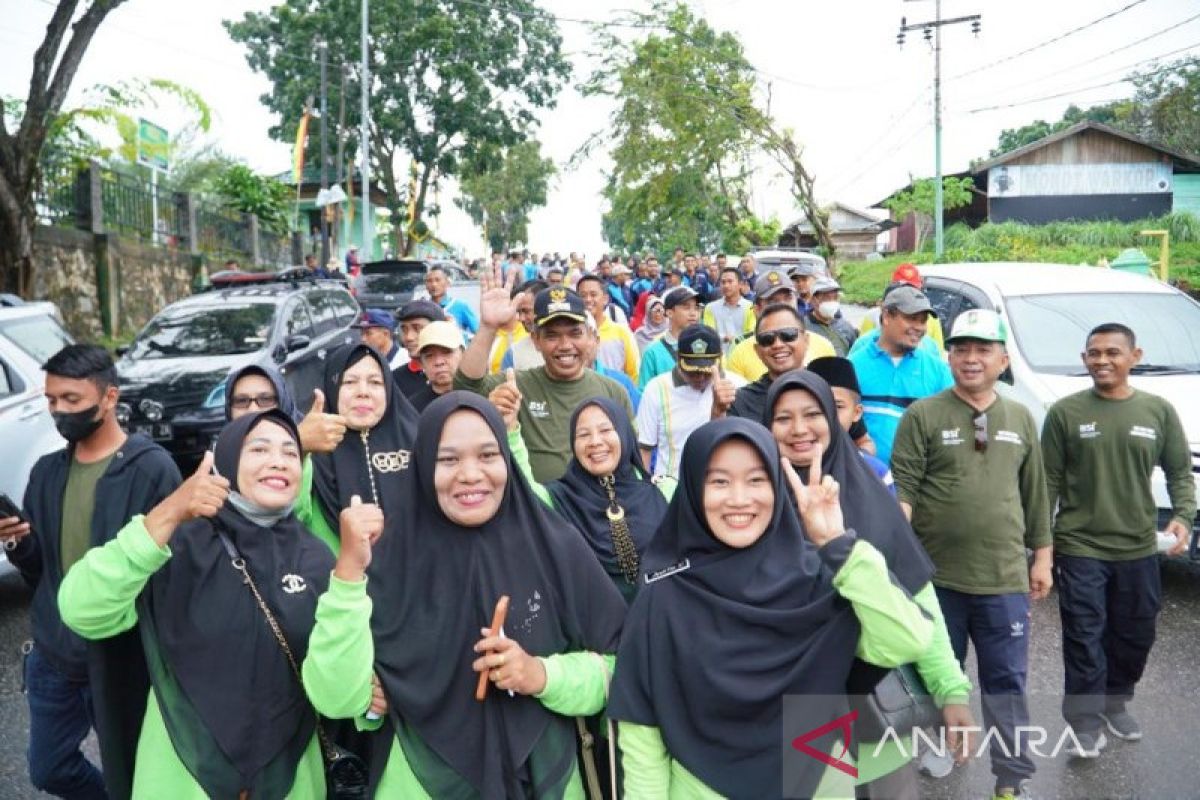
[3,0,1197,258]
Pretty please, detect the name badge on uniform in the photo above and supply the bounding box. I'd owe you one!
[644,559,691,584]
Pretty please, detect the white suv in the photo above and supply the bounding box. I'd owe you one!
[0,303,72,509]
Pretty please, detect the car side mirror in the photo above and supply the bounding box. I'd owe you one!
[1000,365,1014,386]
[286,334,311,353]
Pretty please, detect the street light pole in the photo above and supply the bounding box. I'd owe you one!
[898,5,980,260]
[318,40,330,266]
[360,0,371,260]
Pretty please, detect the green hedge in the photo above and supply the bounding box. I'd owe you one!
[837,214,1200,305]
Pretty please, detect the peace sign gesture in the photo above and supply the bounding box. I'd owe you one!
[479,263,520,331]
[781,444,845,547]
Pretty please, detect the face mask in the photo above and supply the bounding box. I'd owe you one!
[818,301,840,320]
[52,405,104,443]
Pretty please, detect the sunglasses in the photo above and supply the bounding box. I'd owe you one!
[230,393,279,411]
[755,327,802,347]
[973,412,988,453]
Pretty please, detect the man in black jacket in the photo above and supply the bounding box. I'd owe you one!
[0,345,180,799]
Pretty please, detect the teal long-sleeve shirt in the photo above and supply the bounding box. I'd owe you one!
[301,574,615,798]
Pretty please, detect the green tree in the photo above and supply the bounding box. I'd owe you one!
[0,0,129,295]
[213,165,294,232]
[225,0,569,256]
[456,140,555,253]
[988,102,1125,159]
[581,2,824,259]
[883,176,974,253]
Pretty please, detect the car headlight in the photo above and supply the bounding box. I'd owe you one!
[202,381,227,410]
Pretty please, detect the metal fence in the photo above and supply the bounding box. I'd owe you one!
[36,149,301,269]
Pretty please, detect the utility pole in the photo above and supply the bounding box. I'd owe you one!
[361,0,372,261]
[318,40,331,266]
[336,63,348,255]
[898,3,980,259]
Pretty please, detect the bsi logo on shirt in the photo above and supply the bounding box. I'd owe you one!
[527,400,549,419]
[1078,422,1100,439]
[1130,425,1157,440]
[941,428,963,446]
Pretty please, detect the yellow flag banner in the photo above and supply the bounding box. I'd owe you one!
[292,111,310,183]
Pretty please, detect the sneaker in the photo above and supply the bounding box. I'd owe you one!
[1100,710,1143,741]
[1066,729,1107,759]
[992,779,1034,800]
[918,747,954,778]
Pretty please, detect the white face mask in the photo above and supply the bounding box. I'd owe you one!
[818,301,840,319]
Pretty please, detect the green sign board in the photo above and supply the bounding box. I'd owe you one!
[136,118,169,171]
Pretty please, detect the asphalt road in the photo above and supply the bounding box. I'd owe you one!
[0,558,1197,799]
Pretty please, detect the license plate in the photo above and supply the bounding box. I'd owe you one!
[134,423,173,441]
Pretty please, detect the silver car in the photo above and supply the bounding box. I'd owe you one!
[0,303,72,516]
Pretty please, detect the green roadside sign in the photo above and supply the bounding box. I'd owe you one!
[136,118,169,171]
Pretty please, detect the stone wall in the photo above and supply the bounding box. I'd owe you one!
[31,226,104,341]
[31,226,200,341]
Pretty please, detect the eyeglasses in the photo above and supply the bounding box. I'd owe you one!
[230,393,279,411]
[973,412,988,453]
[755,327,802,347]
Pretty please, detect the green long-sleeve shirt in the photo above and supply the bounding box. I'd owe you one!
[58,516,324,799]
[1041,388,1197,560]
[617,538,934,799]
[302,574,616,798]
[891,390,1051,594]
[294,455,341,555]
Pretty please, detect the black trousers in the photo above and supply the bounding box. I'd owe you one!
[1055,554,1161,735]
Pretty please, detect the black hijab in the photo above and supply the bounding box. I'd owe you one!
[311,343,418,528]
[546,397,667,601]
[137,410,335,797]
[367,392,627,799]
[764,369,934,594]
[607,419,862,799]
[223,363,299,422]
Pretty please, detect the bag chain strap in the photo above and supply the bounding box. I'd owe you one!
[216,529,338,763]
[598,475,641,585]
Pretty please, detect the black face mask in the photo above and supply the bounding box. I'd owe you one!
[52,405,104,443]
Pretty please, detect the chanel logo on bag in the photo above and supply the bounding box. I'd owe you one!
[371,450,411,473]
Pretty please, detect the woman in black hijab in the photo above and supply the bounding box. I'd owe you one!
[608,418,933,799]
[302,392,628,798]
[308,342,418,551]
[222,363,300,422]
[500,393,670,604]
[60,409,335,798]
[766,370,973,796]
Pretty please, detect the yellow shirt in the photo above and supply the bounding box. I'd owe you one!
[597,315,641,384]
[726,330,836,382]
[488,325,528,373]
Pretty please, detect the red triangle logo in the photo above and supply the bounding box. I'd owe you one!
[790,709,858,779]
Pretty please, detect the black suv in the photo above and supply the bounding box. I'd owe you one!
[351,258,470,314]
[116,269,360,471]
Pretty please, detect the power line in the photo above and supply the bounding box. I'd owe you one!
[965,47,1200,113]
[823,121,932,201]
[949,0,1149,81]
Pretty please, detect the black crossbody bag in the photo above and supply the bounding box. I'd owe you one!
[216,530,369,800]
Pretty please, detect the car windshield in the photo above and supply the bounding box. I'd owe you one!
[0,313,74,363]
[1006,292,1200,374]
[128,304,275,359]
[360,264,425,293]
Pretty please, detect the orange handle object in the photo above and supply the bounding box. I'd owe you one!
[474,595,511,701]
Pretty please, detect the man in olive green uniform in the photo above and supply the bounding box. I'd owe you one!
[1041,322,1195,758]
[891,310,1052,800]
[456,270,633,482]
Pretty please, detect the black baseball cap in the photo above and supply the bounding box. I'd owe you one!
[397,299,446,323]
[806,356,862,396]
[677,324,722,372]
[533,287,588,327]
[663,286,699,309]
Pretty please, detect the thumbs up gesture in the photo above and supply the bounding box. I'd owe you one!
[488,368,523,433]
[336,495,383,581]
[297,389,348,454]
[711,363,737,419]
[144,451,231,546]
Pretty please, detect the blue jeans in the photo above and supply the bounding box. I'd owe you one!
[24,646,107,799]
[935,587,1035,789]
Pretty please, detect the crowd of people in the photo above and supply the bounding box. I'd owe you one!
[0,250,1194,800]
